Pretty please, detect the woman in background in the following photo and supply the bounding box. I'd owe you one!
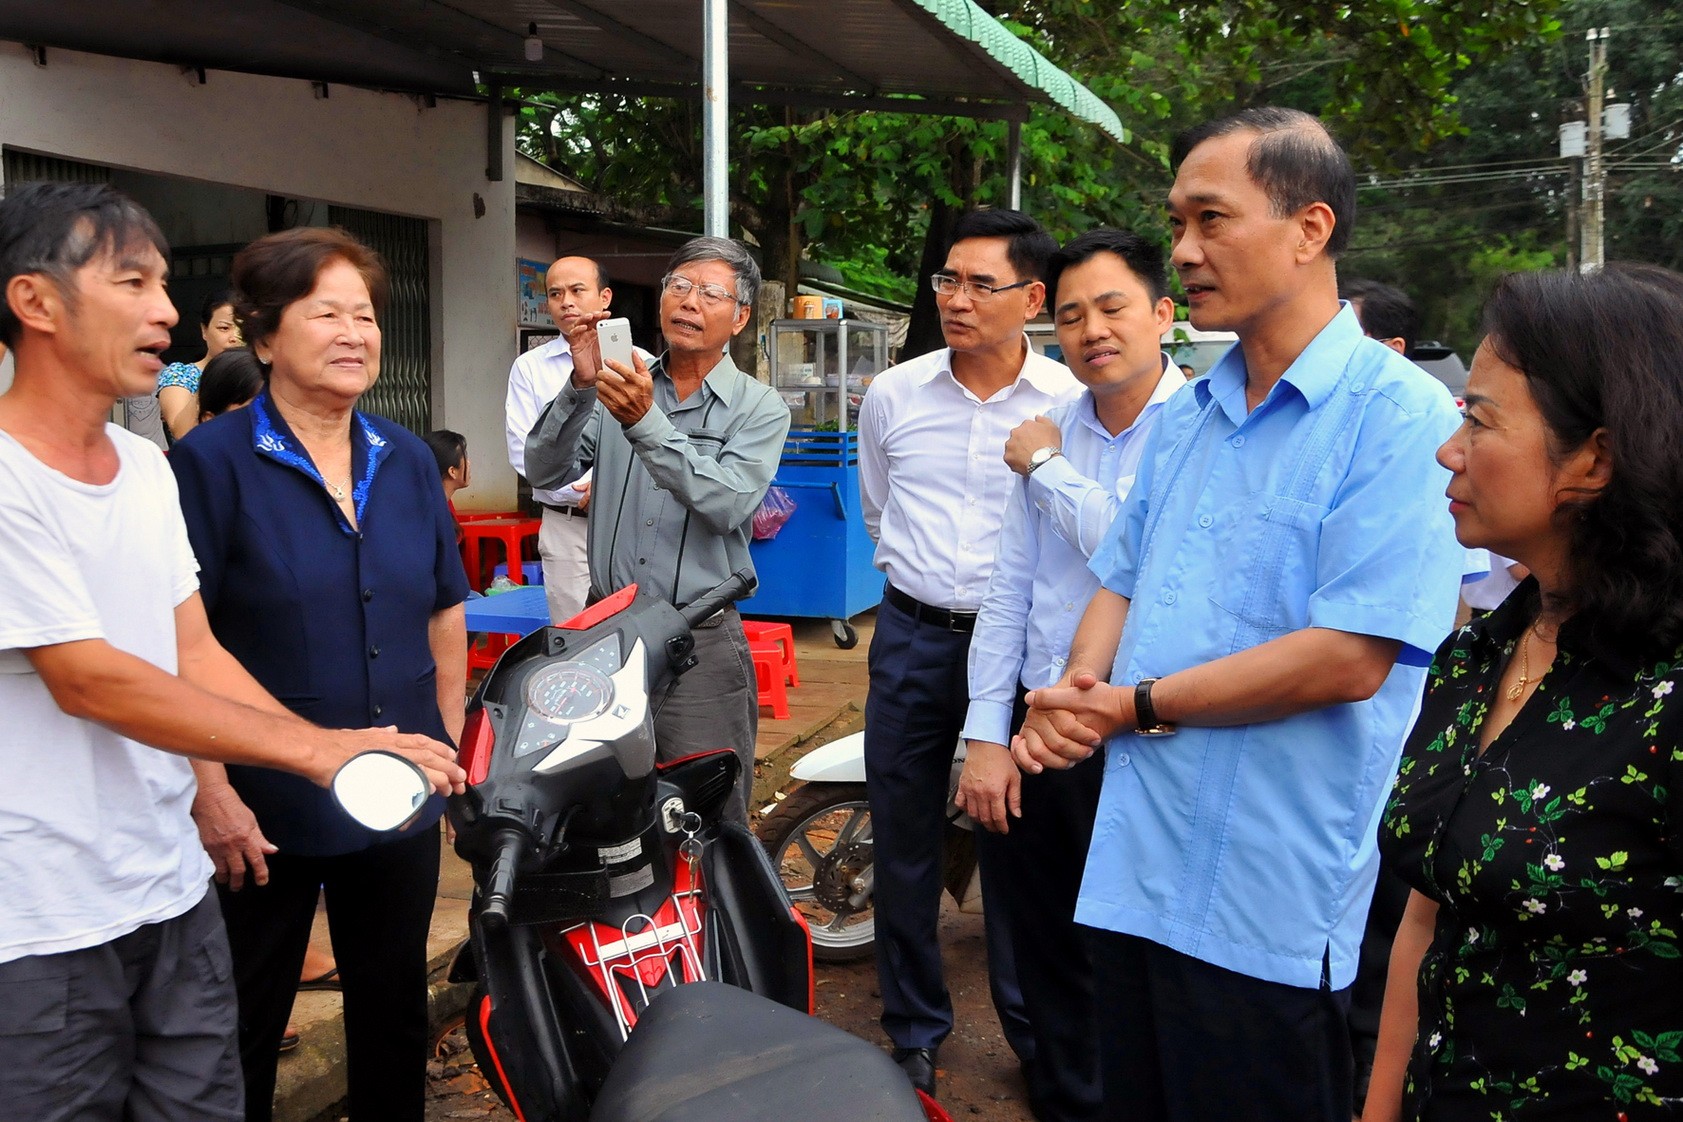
[158,289,242,440]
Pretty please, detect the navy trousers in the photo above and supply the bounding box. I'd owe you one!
[1088,929,1354,1122]
[864,595,1030,1057]
[986,694,1105,1122]
[217,829,439,1122]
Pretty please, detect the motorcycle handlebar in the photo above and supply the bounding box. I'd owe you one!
[677,569,757,629]
[479,828,526,931]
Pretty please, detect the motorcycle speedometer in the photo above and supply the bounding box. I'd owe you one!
[525,663,616,724]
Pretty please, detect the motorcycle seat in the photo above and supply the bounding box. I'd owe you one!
[588,981,927,1122]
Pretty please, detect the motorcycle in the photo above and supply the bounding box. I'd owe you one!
[757,734,981,963]
[332,573,950,1122]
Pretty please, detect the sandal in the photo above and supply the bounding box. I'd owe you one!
[298,966,341,991]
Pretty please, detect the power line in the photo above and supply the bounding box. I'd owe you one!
[1357,154,1577,178]
[1362,166,1570,191]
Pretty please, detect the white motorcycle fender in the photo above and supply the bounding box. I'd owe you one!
[790,732,969,798]
[788,732,868,784]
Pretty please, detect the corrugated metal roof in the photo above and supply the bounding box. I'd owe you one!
[0,0,1125,141]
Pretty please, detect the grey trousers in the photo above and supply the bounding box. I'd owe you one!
[0,891,243,1121]
[652,609,758,823]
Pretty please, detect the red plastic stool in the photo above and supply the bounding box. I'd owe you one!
[460,517,541,591]
[741,620,798,686]
[467,633,514,679]
[749,641,790,719]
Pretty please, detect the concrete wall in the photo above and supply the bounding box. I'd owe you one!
[515,211,557,268]
[0,43,519,508]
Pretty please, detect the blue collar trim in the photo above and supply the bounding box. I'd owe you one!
[250,391,391,532]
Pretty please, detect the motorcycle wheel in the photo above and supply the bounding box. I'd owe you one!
[758,782,875,962]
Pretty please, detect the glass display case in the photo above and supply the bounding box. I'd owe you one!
[768,319,889,430]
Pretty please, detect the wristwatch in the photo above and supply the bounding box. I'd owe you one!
[1026,446,1061,474]
[1134,678,1177,737]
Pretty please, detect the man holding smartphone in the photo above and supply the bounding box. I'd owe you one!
[523,236,790,822]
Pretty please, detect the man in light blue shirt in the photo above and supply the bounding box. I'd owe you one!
[1014,108,1464,1122]
[959,228,1183,1122]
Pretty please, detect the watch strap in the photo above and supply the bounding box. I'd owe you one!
[1026,447,1060,474]
[1134,677,1175,736]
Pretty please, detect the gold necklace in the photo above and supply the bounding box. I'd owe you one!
[1507,619,1552,701]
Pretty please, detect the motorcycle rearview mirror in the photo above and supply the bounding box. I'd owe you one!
[331,751,430,831]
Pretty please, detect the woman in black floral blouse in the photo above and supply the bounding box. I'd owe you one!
[1366,264,1683,1122]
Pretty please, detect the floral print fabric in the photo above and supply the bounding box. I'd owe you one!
[1383,580,1683,1119]
[156,361,199,393]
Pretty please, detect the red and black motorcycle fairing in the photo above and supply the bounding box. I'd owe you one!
[445,575,815,1122]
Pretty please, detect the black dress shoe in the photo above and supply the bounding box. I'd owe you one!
[892,1046,938,1096]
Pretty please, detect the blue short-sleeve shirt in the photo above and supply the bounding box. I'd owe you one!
[1078,304,1464,989]
[170,392,469,856]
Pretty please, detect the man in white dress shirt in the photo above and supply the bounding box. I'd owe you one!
[857,208,1078,1096]
[505,256,611,621]
[959,228,1183,1121]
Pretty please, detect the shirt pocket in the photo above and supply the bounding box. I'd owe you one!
[1207,492,1328,639]
[686,428,729,462]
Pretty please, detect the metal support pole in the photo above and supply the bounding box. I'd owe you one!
[703,0,729,237]
[1006,119,1023,211]
[1582,27,1609,272]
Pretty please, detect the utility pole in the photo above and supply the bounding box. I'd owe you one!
[1582,26,1609,272]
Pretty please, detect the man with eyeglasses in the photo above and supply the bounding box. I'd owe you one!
[857,208,1078,1097]
[504,256,642,622]
[523,237,790,823]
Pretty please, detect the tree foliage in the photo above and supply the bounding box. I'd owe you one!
[512,0,1666,356]
[1338,0,1683,354]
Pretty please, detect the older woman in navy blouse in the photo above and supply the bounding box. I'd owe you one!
[170,227,467,1122]
[1365,265,1683,1121]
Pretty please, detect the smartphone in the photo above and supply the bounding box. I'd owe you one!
[596,317,634,371]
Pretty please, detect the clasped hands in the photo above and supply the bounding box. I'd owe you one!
[564,309,652,426]
[957,672,1136,834]
[1011,670,1136,774]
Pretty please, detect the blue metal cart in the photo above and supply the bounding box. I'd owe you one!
[746,430,880,648]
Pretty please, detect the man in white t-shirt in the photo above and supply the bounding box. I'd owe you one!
[0,182,465,1120]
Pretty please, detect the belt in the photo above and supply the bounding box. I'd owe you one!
[539,502,587,519]
[884,583,977,633]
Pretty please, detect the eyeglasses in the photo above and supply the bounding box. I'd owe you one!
[929,274,1035,301]
[662,274,742,308]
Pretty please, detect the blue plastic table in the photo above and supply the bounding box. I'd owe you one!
[464,586,550,637]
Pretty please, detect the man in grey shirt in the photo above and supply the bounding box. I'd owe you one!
[525,236,790,821]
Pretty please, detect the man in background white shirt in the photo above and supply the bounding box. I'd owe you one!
[857,208,1078,1096]
[959,228,1183,1121]
[505,256,610,621]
